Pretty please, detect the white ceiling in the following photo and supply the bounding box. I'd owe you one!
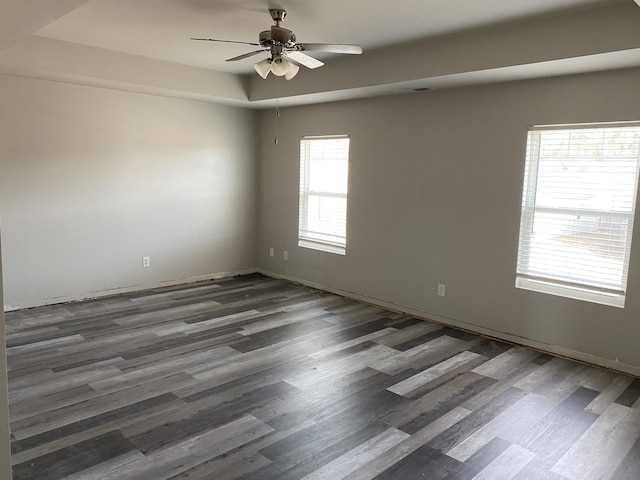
[33,0,614,74]
[1,0,639,107]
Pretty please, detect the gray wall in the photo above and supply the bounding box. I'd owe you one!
[0,227,12,479]
[0,75,258,309]
[257,68,640,374]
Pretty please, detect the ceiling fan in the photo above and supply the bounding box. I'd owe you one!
[191,9,363,80]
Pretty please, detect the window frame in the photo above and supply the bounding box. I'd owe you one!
[298,135,350,255]
[515,121,640,308]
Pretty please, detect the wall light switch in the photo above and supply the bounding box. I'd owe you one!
[283,251,288,261]
[438,284,446,296]
[142,256,150,267]
[269,247,274,257]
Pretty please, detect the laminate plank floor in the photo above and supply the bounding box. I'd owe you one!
[5,274,640,479]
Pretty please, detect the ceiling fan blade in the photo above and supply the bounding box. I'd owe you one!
[271,26,294,44]
[296,43,363,54]
[190,38,261,47]
[284,51,324,69]
[226,50,267,62]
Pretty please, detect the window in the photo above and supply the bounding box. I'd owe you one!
[298,135,350,255]
[516,122,640,308]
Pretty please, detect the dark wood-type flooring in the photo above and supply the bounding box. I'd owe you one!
[5,274,640,479]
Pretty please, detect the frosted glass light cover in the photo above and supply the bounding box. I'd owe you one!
[270,58,288,76]
[285,62,299,80]
[253,59,271,79]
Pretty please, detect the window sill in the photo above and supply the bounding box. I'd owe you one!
[298,239,346,255]
[516,276,625,308]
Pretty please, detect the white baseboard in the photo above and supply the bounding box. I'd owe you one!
[258,268,640,378]
[4,268,258,311]
[7,266,639,377]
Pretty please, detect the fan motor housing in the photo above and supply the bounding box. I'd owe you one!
[259,29,295,46]
[259,30,272,45]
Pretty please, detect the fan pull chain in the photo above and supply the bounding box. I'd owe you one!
[274,79,281,144]
[275,98,279,144]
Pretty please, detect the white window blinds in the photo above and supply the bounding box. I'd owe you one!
[298,136,350,255]
[516,122,640,307]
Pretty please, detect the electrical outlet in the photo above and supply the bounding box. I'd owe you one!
[269,247,274,258]
[142,256,150,267]
[438,283,446,296]
[283,251,288,261]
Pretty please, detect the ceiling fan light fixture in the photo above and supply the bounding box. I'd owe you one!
[253,58,271,79]
[254,57,298,80]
